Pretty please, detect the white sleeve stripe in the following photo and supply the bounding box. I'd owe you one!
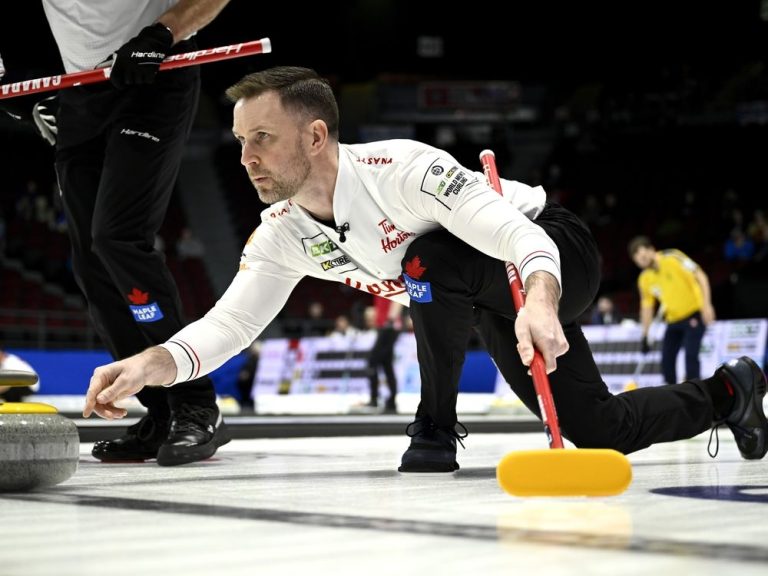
[167,339,199,380]
[519,251,559,273]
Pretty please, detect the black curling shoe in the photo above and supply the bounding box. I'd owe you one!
[717,356,768,460]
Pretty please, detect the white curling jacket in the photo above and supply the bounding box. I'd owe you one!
[161,139,560,384]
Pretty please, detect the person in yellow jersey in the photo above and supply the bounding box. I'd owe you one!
[628,236,716,384]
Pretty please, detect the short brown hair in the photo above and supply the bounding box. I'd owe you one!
[627,235,654,257]
[225,66,339,139]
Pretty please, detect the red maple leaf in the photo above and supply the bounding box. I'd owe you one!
[405,256,427,279]
[127,288,149,305]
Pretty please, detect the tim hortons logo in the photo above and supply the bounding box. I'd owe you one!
[378,219,413,253]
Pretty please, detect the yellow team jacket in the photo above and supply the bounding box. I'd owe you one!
[638,249,703,323]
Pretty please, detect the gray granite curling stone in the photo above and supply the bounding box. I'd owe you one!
[0,410,79,491]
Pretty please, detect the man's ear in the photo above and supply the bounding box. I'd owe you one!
[307,119,328,155]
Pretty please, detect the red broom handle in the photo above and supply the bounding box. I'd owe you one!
[479,149,564,449]
[0,38,271,100]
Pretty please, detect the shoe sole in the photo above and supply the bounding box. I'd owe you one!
[156,422,232,467]
[399,445,459,473]
[91,453,158,463]
[398,462,459,473]
[91,442,159,463]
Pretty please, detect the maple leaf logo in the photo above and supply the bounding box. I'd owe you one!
[405,256,427,279]
[127,288,149,305]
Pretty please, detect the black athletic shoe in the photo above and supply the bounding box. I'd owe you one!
[156,404,231,467]
[713,356,768,460]
[91,413,169,462]
[398,416,467,472]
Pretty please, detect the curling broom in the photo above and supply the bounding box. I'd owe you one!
[0,38,272,100]
[480,149,632,497]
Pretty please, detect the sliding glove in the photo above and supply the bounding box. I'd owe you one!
[110,23,173,89]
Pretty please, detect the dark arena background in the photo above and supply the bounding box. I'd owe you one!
[1,2,768,573]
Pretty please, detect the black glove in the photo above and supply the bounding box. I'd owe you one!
[640,336,651,354]
[110,23,173,89]
[0,94,58,145]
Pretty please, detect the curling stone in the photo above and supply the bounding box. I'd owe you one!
[0,370,79,492]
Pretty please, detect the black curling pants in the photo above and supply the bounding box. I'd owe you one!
[402,203,714,454]
[54,45,215,416]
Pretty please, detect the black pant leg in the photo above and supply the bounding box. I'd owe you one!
[56,64,215,410]
[478,312,713,453]
[405,202,714,452]
[56,136,174,416]
[402,232,479,428]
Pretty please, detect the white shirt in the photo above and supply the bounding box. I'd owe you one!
[42,0,178,73]
[161,139,560,384]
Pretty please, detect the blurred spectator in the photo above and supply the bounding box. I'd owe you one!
[299,301,330,337]
[154,234,166,253]
[34,194,55,226]
[176,227,205,259]
[747,209,768,243]
[590,295,621,325]
[15,180,39,221]
[0,348,40,402]
[0,207,6,255]
[330,314,358,338]
[747,209,768,262]
[579,194,602,227]
[724,228,755,262]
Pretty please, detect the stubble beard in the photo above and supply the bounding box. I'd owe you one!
[253,146,312,205]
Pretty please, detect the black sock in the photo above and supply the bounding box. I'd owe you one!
[702,374,736,419]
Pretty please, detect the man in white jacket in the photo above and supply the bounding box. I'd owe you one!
[83,66,767,471]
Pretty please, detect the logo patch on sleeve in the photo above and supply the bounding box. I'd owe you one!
[420,158,475,210]
[403,273,432,303]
